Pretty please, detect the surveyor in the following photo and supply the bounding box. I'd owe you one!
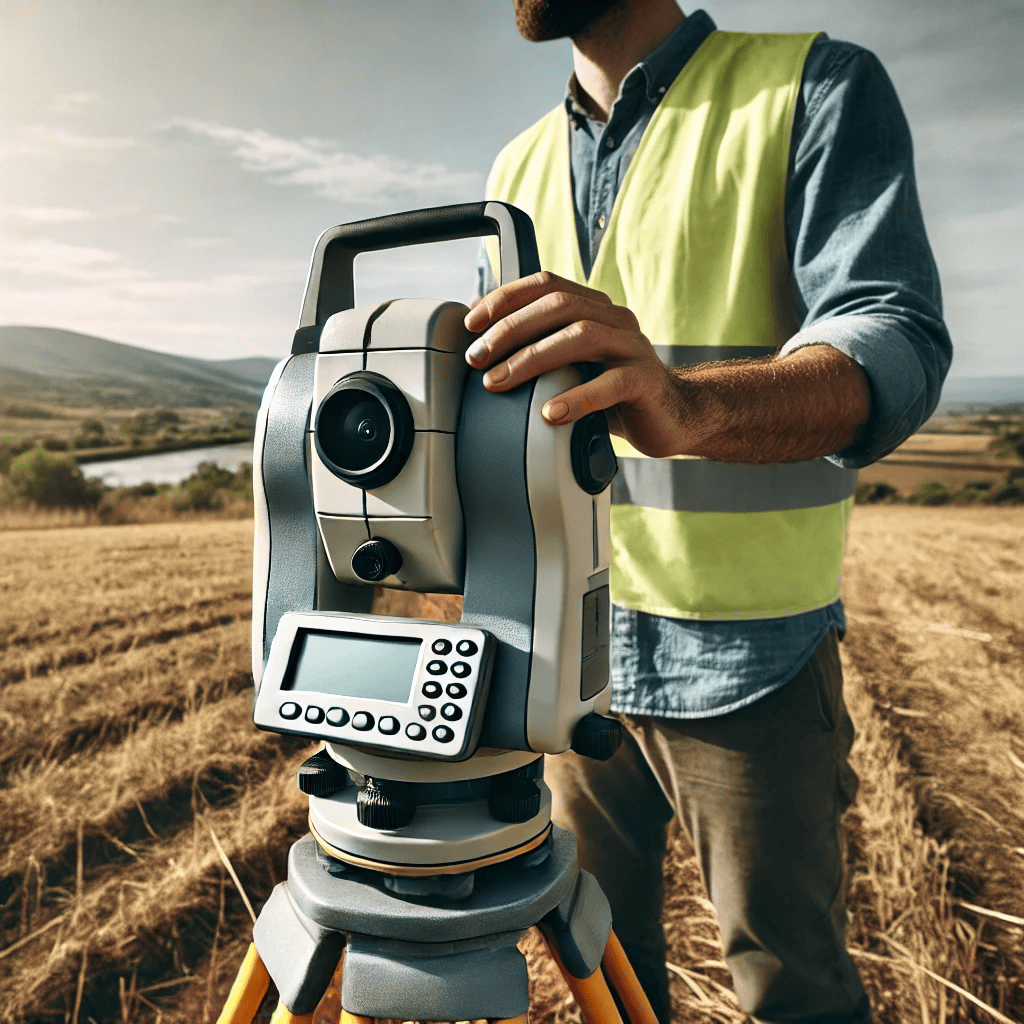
[467,1,952,1020]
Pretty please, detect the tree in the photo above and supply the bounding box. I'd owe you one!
[6,447,101,507]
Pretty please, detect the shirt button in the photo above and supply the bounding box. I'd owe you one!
[658,85,667,94]
[605,136,615,149]
[598,214,606,230]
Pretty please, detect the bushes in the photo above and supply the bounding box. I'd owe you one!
[3,447,103,508]
[855,481,899,504]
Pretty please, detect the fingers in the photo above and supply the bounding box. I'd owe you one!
[467,289,636,371]
[539,365,642,425]
[465,270,612,335]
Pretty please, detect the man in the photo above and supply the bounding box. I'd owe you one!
[467,1,951,1021]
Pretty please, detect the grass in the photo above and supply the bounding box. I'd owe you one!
[0,510,1022,1022]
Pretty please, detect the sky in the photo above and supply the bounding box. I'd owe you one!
[1,0,1021,378]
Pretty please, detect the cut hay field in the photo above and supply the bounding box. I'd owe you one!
[1,510,1022,1023]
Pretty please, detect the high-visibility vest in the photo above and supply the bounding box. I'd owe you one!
[486,29,857,621]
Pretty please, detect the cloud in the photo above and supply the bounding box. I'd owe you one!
[0,204,95,224]
[3,126,139,159]
[49,92,101,115]
[172,118,483,205]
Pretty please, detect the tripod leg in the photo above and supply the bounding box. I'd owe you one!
[218,943,271,1024]
[268,1002,316,1023]
[601,930,657,1024]
[339,1013,373,1024]
[540,929,623,1024]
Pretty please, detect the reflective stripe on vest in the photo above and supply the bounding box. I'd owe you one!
[487,29,853,621]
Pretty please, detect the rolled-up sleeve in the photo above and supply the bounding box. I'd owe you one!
[778,41,953,469]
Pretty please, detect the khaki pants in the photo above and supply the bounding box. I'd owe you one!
[546,630,871,1023]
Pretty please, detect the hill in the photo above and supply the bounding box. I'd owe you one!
[935,375,1024,413]
[0,325,279,410]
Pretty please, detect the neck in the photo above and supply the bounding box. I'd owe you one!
[571,0,686,121]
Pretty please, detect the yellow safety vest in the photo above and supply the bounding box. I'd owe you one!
[487,29,856,621]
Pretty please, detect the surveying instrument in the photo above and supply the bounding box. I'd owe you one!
[219,203,657,1024]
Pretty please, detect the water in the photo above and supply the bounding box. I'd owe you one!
[81,443,255,488]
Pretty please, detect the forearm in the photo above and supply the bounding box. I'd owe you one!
[670,344,871,464]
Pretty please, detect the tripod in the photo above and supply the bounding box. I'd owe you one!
[217,816,655,1023]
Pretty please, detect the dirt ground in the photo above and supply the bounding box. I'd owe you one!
[0,508,1021,1022]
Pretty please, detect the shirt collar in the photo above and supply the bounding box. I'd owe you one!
[564,9,718,122]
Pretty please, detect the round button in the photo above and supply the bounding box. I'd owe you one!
[405,722,426,740]
[422,681,442,698]
[455,639,478,657]
[418,704,436,721]
[279,702,301,720]
[445,683,467,699]
[431,638,452,656]
[426,660,448,676]
[450,662,471,678]
[440,703,463,722]
[326,707,349,727]
[304,705,325,724]
[378,716,399,735]
[432,725,455,743]
[352,712,374,731]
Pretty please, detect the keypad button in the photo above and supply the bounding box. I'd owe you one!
[426,660,448,675]
[279,702,301,720]
[432,725,455,743]
[445,683,467,699]
[326,707,349,727]
[456,639,478,657]
[405,723,426,741]
[352,711,374,731]
[422,681,442,698]
[431,638,452,656]
[304,705,325,724]
[440,703,462,722]
[418,704,436,721]
[378,716,399,735]
[450,662,471,678]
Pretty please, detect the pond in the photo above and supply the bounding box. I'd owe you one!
[81,443,256,487]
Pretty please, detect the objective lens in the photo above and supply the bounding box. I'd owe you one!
[314,371,414,489]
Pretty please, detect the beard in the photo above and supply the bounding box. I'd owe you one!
[513,0,623,41]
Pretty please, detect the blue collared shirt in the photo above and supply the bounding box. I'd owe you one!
[480,10,952,718]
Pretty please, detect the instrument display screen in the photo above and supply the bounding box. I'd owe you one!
[285,629,421,704]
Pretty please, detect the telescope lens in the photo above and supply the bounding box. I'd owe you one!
[314,372,414,489]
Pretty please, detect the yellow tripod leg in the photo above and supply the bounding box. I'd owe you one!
[340,1013,374,1024]
[539,927,623,1024]
[218,943,271,1024]
[268,1003,315,1023]
[601,929,658,1024]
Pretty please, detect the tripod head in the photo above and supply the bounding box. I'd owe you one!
[250,202,619,869]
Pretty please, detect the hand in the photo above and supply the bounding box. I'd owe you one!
[463,271,688,458]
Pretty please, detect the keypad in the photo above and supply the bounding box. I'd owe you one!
[418,705,436,721]
[304,705,325,724]
[406,723,426,740]
[456,639,478,657]
[426,660,448,675]
[326,707,349,727]
[422,681,442,698]
[440,703,462,722]
[352,712,374,731]
[279,702,301,720]
[431,639,453,655]
[446,683,467,699]
[450,662,471,678]
[378,716,399,735]
[432,725,455,743]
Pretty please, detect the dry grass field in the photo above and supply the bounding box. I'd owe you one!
[1,509,1022,1023]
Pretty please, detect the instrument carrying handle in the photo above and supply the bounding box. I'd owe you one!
[296,201,541,335]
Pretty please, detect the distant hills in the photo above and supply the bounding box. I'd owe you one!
[0,325,280,410]
[935,376,1024,413]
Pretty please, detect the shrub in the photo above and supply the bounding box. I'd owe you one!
[6,447,102,508]
[984,480,1024,505]
[855,481,899,504]
[41,436,69,452]
[74,418,108,449]
[907,481,951,506]
[952,487,986,505]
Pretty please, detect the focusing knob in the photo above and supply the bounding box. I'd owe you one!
[570,412,618,494]
[357,778,417,830]
[570,713,623,761]
[351,538,403,582]
[296,748,349,797]
[488,772,542,823]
